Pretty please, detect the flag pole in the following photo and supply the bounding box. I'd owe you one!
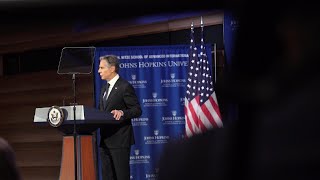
[201,16,217,83]
[200,16,223,129]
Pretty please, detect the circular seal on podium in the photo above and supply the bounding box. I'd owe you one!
[47,106,64,127]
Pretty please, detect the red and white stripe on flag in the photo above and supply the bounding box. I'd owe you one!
[184,20,223,138]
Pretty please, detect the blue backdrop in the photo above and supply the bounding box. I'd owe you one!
[223,11,239,125]
[94,45,212,180]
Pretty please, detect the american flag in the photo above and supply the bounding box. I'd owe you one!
[184,20,223,138]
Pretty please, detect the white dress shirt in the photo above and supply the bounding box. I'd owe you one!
[104,74,119,99]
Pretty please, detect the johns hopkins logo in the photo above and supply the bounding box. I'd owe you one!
[128,74,147,88]
[154,129,159,136]
[152,92,157,98]
[134,149,139,156]
[145,168,159,180]
[142,92,168,107]
[160,73,186,87]
[170,73,175,79]
[230,19,239,31]
[144,129,170,144]
[131,74,136,80]
[132,117,149,126]
[180,97,185,106]
[130,149,150,165]
[162,110,185,125]
[172,110,177,117]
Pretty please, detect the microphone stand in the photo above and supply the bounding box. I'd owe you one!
[57,46,95,180]
[72,73,78,180]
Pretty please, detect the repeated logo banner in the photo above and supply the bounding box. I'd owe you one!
[94,45,212,180]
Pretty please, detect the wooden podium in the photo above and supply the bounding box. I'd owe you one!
[34,105,119,180]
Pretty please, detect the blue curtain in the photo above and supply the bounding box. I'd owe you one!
[94,45,212,179]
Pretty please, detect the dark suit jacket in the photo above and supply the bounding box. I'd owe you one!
[99,77,142,148]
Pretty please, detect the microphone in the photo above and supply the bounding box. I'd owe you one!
[62,96,72,106]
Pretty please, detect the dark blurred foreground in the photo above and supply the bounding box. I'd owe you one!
[0,138,22,180]
[158,1,320,180]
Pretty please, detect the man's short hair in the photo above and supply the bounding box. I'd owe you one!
[99,55,120,73]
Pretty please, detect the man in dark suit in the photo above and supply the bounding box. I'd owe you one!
[98,55,142,180]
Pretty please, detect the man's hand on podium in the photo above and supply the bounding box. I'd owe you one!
[111,109,124,120]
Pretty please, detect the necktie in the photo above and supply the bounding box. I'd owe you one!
[103,83,110,109]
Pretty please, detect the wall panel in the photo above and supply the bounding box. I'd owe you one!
[0,70,94,180]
